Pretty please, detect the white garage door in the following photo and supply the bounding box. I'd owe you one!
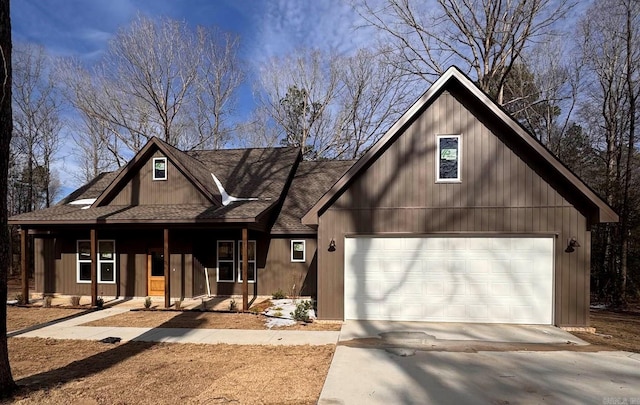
[344,237,554,324]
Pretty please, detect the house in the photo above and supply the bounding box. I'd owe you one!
[10,67,617,327]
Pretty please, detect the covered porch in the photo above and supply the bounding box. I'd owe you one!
[18,222,265,311]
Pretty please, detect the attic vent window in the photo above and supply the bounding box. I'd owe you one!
[153,157,167,180]
[436,135,461,182]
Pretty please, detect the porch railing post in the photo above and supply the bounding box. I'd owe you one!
[90,228,97,306]
[20,227,29,304]
[164,228,170,308]
[242,227,248,311]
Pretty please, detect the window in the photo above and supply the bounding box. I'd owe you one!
[291,240,306,262]
[77,241,91,283]
[217,241,235,282]
[76,240,117,284]
[436,135,461,182]
[153,157,167,180]
[237,240,256,283]
[98,240,116,283]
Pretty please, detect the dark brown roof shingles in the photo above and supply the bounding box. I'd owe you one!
[10,145,302,226]
[271,160,355,234]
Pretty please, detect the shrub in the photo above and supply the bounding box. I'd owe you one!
[229,299,237,311]
[70,296,81,306]
[272,289,286,300]
[175,300,182,310]
[14,293,23,304]
[291,300,312,322]
[43,296,52,308]
[273,311,283,317]
[96,296,104,309]
[144,296,152,309]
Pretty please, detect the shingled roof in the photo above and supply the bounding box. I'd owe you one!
[271,160,355,234]
[10,138,302,226]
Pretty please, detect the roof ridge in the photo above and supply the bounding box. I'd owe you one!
[186,145,300,153]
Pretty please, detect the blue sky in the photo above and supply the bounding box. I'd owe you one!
[11,0,376,195]
[11,0,372,68]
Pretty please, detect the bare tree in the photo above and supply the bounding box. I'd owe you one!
[334,47,414,158]
[502,41,581,151]
[578,0,640,304]
[356,0,575,103]
[70,116,116,183]
[252,47,413,159]
[59,15,243,166]
[187,28,244,150]
[0,0,16,395]
[256,48,341,158]
[12,42,62,211]
[235,106,282,149]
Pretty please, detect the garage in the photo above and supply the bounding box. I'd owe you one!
[344,236,554,324]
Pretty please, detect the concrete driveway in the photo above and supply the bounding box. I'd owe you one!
[319,321,640,404]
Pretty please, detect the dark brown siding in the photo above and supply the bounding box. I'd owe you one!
[262,237,317,297]
[317,90,590,326]
[109,150,210,205]
[192,232,316,298]
[32,228,317,301]
[34,237,55,294]
[32,229,194,299]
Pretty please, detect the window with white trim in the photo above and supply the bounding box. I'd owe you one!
[98,240,116,283]
[237,240,256,283]
[153,157,167,180]
[291,240,306,262]
[76,240,117,284]
[77,241,91,283]
[436,135,461,182]
[217,240,235,282]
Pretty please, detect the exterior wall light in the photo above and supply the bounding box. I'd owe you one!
[328,239,336,252]
[565,237,580,253]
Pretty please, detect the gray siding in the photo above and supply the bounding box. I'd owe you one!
[317,90,591,326]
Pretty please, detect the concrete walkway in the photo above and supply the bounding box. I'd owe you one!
[10,306,340,346]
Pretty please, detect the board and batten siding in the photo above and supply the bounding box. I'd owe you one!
[317,90,592,327]
[262,237,317,297]
[108,150,210,206]
[193,235,317,297]
[33,229,195,299]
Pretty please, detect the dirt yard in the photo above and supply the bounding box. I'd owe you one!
[6,305,336,404]
[7,306,86,332]
[6,338,335,404]
[573,307,640,353]
[82,310,342,331]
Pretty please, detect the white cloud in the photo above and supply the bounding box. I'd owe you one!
[250,0,378,63]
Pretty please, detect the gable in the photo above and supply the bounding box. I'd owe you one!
[92,137,221,207]
[302,67,617,226]
[107,150,212,206]
[332,90,574,214]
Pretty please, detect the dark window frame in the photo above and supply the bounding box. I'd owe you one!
[436,134,461,182]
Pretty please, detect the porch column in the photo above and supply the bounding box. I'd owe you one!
[20,227,29,304]
[90,228,98,306]
[164,228,170,308]
[242,227,248,311]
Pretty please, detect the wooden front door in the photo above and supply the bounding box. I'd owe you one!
[147,249,165,296]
